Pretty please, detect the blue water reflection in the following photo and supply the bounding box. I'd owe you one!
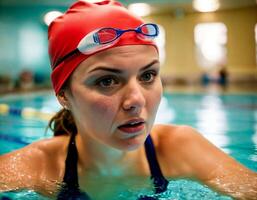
[155,92,257,171]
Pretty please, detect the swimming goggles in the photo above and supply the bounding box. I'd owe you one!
[53,23,159,68]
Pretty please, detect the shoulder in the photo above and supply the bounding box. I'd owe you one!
[151,124,200,148]
[150,124,213,177]
[17,135,69,166]
[151,124,205,159]
[0,135,70,194]
[32,135,70,159]
[150,124,244,180]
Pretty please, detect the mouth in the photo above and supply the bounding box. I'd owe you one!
[118,119,145,134]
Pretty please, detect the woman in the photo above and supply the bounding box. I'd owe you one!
[0,1,256,199]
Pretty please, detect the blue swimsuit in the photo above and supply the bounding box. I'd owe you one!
[57,134,169,200]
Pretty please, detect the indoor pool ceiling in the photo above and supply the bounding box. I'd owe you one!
[1,0,257,13]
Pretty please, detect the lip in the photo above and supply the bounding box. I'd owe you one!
[120,118,145,126]
[118,118,145,134]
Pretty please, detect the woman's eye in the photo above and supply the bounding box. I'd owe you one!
[96,76,118,88]
[140,71,157,83]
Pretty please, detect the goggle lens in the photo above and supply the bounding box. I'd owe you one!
[140,24,158,36]
[97,28,117,44]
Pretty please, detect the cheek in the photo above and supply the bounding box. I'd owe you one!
[71,83,117,118]
[150,94,161,115]
[88,96,117,120]
[149,81,163,111]
[70,88,118,128]
[146,83,162,130]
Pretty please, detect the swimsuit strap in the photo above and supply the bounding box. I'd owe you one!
[57,134,168,199]
[57,134,91,200]
[144,135,169,194]
[63,133,79,188]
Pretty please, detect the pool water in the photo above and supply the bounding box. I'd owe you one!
[0,91,256,200]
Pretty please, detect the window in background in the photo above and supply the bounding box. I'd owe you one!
[18,23,45,69]
[194,22,227,69]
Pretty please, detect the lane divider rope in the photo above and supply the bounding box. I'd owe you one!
[0,103,55,121]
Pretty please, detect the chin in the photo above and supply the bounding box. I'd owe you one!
[125,144,142,151]
[117,135,146,151]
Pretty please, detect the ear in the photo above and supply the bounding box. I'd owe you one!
[57,90,70,110]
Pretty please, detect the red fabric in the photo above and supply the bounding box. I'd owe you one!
[48,0,157,94]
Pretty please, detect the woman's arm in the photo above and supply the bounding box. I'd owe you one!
[155,124,257,200]
[0,144,44,192]
[0,138,65,195]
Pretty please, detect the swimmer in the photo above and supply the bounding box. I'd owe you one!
[0,1,256,199]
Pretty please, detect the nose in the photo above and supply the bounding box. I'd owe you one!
[122,81,146,114]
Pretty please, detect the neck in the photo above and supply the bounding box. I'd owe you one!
[75,133,135,176]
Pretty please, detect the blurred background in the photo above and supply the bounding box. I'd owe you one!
[0,0,256,93]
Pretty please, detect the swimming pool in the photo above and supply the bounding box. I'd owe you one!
[0,91,256,199]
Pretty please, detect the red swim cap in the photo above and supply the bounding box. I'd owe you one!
[48,0,157,94]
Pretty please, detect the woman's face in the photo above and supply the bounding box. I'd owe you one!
[65,45,162,150]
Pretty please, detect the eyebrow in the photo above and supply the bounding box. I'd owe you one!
[88,59,160,74]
